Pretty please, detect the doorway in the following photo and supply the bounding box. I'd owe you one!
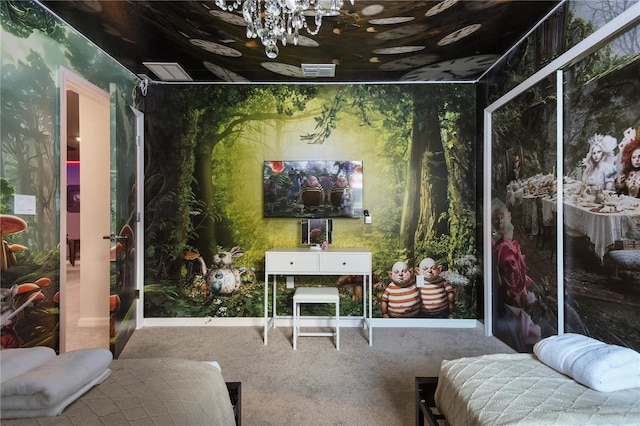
[60,71,110,352]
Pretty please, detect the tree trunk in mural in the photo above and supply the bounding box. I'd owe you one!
[401,88,449,257]
[190,109,306,262]
[140,87,201,279]
[1,52,57,251]
[400,101,427,254]
[192,136,218,263]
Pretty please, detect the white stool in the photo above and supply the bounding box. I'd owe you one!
[293,287,340,350]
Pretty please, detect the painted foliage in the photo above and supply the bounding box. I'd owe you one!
[1,1,137,351]
[140,84,479,319]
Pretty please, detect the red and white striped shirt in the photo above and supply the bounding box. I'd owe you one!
[419,276,453,315]
[381,283,420,317]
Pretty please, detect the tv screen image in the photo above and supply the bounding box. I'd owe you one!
[263,160,363,218]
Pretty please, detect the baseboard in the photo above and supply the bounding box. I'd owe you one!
[143,317,480,328]
[370,318,478,328]
[144,317,265,327]
[77,317,109,327]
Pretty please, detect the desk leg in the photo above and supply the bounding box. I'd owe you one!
[361,273,367,331]
[264,272,268,345]
[368,273,373,345]
[361,273,373,346]
[272,275,277,329]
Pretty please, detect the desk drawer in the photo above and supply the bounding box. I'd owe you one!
[319,254,370,273]
[267,252,319,273]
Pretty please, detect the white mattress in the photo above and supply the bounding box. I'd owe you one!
[1,358,236,425]
[434,353,640,425]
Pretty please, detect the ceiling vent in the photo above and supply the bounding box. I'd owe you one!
[143,62,193,81]
[301,63,336,78]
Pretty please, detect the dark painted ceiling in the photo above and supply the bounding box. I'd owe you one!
[40,0,562,84]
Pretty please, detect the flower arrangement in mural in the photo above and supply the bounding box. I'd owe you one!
[492,235,541,352]
[440,254,479,312]
[494,238,535,308]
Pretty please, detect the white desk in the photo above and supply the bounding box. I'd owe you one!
[264,248,372,345]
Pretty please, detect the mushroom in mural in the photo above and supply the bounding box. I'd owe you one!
[182,250,207,276]
[336,275,364,302]
[12,283,45,319]
[7,243,28,265]
[1,215,28,271]
[1,285,21,348]
[34,277,53,288]
[1,283,45,348]
[181,251,210,297]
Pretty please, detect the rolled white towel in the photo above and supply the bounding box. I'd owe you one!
[534,333,640,392]
[0,347,57,383]
[1,348,113,410]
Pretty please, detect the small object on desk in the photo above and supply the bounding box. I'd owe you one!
[321,240,329,250]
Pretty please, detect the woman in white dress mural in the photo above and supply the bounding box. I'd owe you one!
[581,134,618,191]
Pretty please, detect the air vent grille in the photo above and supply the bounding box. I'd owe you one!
[143,62,193,81]
[301,63,336,78]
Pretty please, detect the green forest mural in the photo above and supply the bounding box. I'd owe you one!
[1,1,137,351]
[4,0,636,356]
[139,84,480,319]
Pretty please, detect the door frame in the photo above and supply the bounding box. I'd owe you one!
[59,67,111,353]
[132,104,145,330]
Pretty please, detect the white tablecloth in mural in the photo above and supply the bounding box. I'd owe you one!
[563,195,640,260]
[541,197,557,223]
[506,190,541,235]
[506,174,557,235]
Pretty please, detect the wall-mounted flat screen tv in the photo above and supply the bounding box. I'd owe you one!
[264,160,363,218]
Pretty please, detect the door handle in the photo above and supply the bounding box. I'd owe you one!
[102,233,129,241]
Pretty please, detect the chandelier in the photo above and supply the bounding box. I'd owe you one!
[214,0,353,59]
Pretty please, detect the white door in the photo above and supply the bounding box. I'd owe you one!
[59,69,111,352]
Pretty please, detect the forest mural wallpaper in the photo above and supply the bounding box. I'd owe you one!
[138,83,480,320]
[1,1,138,352]
[1,0,638,356]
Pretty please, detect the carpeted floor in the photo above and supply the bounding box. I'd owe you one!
[118,325,513,426]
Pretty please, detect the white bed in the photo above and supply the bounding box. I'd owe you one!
[1,351,238,425]
[429,353,640,425]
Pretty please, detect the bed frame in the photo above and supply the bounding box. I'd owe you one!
[416,353,640,426]
[226,381,242,426]
[415,377,444,426]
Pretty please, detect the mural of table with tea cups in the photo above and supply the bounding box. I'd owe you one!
[506,174,557,235]
[563,177,640,260]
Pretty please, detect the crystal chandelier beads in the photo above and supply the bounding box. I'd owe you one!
[214,0,352,58]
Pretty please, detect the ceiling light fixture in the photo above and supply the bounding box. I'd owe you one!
[214,0,353,59]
